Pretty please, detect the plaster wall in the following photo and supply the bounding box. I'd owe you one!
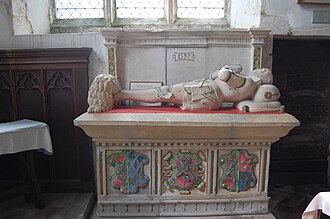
[230,0,330,36]
[230,0,261,28]
[12,0,49,35]
[0,0,14,39]
[260,0,330,36]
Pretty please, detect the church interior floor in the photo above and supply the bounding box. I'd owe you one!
[269,184,330,219]
[0,184,329,219]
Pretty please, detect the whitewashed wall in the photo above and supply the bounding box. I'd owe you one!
[261,0,330,36]
[11,0,49,35]
[0,0,14,40]
[230,0,261,28]
[0,0,329,84]
[231,0,330,36]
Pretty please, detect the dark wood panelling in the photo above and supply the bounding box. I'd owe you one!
[270,39,330,185]
[0,48,94,192]
[0,71,15,122]
[15,70,45,122]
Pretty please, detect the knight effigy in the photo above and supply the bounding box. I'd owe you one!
[87,64,283,113]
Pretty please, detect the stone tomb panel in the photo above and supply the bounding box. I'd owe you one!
[217,148,261,196]
[94,142,273,217]
[166,47,253,86]
[161,148,208,196]
[206,47,252,75]
[99,143,266,198]
[104,148,152,196]
[166,48,206,85]
[116,47,166,90]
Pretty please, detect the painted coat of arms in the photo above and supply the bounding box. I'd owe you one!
[163,151,206,194]
[107,150,149,194]
[219,149,258,192]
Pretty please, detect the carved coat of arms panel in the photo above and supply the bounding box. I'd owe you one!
[105,149,152,196]
[161,149,208,196]
[217,149,261,195]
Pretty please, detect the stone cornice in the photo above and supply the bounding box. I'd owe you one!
[100,28,272,48]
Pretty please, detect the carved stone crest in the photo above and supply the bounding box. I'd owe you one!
[163,150,206,194]
[219,149,258,192]
[107,150,149,194]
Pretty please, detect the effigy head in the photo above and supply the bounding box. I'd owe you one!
[248,68,273,85]
[87,74,121,112]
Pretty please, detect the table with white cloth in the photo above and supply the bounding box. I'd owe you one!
[0,119,53,208]
[302,192,330,219]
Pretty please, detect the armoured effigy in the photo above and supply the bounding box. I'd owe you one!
[87,64,283,113]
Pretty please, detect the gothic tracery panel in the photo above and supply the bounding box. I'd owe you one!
[0,71,14,122]
[15,70,45,121]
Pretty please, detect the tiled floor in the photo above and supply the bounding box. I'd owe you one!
[0,184,329,219]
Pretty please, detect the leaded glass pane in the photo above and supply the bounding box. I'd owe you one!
[177,0,224,18]
[116,0,164,18]
[55,0,104,19]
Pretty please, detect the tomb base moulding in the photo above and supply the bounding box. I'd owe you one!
[74,110,299,218]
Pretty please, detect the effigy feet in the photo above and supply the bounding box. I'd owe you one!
[236,84,284,112]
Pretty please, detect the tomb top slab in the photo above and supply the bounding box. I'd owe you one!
[74,110,299,141]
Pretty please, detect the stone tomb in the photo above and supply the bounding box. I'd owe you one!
[74,109,299,218]
[75,28,299,217]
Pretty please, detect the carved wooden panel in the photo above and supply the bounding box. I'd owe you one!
[46,69,78,179]
[0,70,14,122]
[0,48,93,192]
[15,70,45,122]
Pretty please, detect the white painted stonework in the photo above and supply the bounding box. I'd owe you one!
[74,111,299,218]
[101,28,273,90]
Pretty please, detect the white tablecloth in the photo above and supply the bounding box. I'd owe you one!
[0,119,53,155]
[302,192,330,219]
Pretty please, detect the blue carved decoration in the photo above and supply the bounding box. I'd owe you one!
[107,150,149,194]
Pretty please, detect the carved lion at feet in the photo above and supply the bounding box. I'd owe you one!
[87,74,121,112]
